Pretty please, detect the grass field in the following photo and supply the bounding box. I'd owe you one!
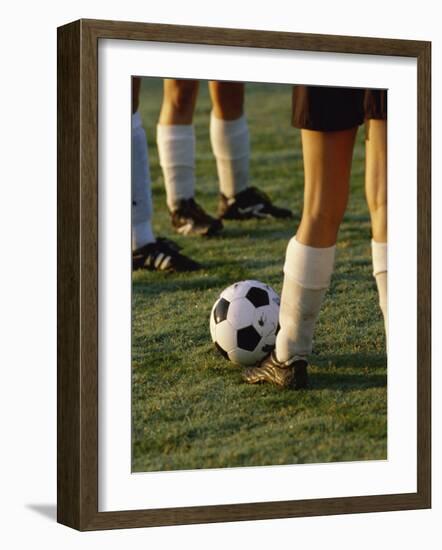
[132,79,387,472]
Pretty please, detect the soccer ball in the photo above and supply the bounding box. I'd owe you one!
[210,280,280,366]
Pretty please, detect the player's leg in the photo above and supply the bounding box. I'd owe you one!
[157,79,198,211]
[276,126,356,360]
[132,78,155,251]
[365,116,388,338]
[132,78,201,272]
[243,86,363,388]
[157,79,222,236]
[209,81,293,220]
[244,128,357,387]
[209,81,248,199]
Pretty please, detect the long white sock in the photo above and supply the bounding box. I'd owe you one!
[372,240,388,340]
[156,124,195,211]
[132,111,155,250]
[276,237,336,363]
[210,112,249,199]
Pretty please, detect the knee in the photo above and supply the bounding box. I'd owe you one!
[368,195,387,216]
[368,200,387,242]
[164,80,198,115]
[212,82,244,120]
[300,210,344,242]
[304,208,345,232]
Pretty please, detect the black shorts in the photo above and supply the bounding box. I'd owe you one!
[292,86,387,131]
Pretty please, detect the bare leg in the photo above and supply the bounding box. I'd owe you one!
[208,81,244,120]
[158,79,199,125]
[365,119,387,243]
[297,128,358,247]
[365,119,388,339]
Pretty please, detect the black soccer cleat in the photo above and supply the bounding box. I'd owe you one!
[170,198,223,236]
[132,237,201,272]
[242,352,309,389]
[218,186,293,220]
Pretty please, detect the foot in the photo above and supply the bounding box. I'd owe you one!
[171,198,223,236]
[242,352,309,389]
[132,238,201,272]
[218,186,293,220]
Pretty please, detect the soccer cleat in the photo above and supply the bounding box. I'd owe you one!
[242,352,309,389]
[132,238,201,272]
[171,198,223,236]
[218,186,293,220]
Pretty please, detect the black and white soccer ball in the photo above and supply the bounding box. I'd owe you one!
[210,280,280,366]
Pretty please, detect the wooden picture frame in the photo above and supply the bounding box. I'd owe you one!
[57,18,431,531]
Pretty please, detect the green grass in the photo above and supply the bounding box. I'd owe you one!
[132,79,387,472]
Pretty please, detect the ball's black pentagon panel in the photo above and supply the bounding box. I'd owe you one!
[213,298,230,324]
[215,342,229,360]
[237,325,261,351]
[245,286,269,308]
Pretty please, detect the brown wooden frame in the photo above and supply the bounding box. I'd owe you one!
[57,18,431,531]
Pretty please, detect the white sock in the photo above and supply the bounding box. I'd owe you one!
[132,112,155,250]
[156,124,195,211]
[276,237,336,363]
[210,112,249,199]
[372,240,388,340]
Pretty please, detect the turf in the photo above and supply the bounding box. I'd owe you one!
[132,79,387,472]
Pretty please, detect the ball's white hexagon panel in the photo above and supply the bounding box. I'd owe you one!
[226,297,256,329]
[215,319,237,354]
[223,281,253,301]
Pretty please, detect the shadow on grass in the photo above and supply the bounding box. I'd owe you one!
[335,257,371,269]
[331,273,372,285]
[133,274,227,295]
[342,213,371,223]
[310,371,387,391]
[219,223,296,241]
[315,352,387,370]
[339,225,371,242]
[133,262,281,295]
